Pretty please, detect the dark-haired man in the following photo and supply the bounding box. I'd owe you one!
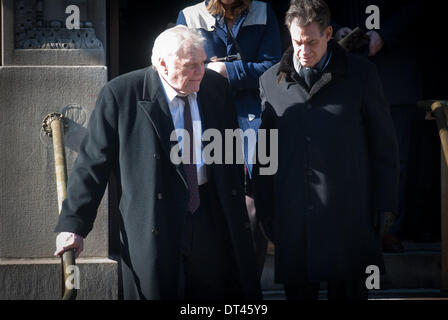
[255,0,399,300]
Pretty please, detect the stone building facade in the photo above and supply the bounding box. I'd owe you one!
[0,0,118,299]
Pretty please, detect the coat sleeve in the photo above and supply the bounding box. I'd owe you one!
[54,84,119,238]
[224,4,282,90]
[362,64,400,213]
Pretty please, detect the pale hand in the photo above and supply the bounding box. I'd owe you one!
[335,27,352,41]
[55,232,84,258]
[366,31,384,57]
[206,62,228,79]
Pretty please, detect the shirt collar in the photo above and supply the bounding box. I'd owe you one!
[212,3,249,28]
[158,72,197,105]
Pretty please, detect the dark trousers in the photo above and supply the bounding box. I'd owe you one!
[179,183,243,300]
[246,195,268,281]
[284,278,368,300]
[245,171,268,281]
[389,104,415,235]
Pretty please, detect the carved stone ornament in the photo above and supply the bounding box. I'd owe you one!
[15,0,104,50]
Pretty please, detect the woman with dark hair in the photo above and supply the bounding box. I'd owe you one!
[177,0,282,281]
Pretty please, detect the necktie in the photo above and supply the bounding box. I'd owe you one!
[178,95,200,213]
[299,67,322,91]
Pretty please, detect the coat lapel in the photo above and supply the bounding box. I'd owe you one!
[196,86,214,181]
[231,9,248,39]
[197,73,226,182]
[309,73,333,97]
[213,17,228,46]
[196,94,207,131]
[197,71,223,137]
[137,68,189,189]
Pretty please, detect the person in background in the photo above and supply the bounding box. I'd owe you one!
[327,0,422,252]
[177,0,282,280]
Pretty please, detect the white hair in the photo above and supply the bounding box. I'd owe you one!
[151,25,206,67]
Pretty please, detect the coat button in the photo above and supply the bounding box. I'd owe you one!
[231,189,238,196]
[307,204,314,210]
[157,193,163,200]
[152,227,159,236]
[244,222,251,229]
[153,153,160,160]
[305,136,312,142]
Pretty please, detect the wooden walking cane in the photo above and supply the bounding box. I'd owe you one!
[42,113,78,300]
[417,100,448,292]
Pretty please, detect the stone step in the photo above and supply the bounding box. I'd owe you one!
[263,288,448,300]
[0,257,119,300]
[261,242,443,291]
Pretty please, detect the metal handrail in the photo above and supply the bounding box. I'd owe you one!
[42,113,77,300]
[417,100,448,292]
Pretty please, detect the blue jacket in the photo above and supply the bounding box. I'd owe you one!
[177,0,281,174]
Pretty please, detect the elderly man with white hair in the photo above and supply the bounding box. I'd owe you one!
[53,25,261,300]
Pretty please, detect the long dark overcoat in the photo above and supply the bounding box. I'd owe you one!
[255,40,400,284]
[55,67,261,299]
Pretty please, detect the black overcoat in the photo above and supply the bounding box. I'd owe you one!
[55,67,261,299]
[255,40,400,284]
